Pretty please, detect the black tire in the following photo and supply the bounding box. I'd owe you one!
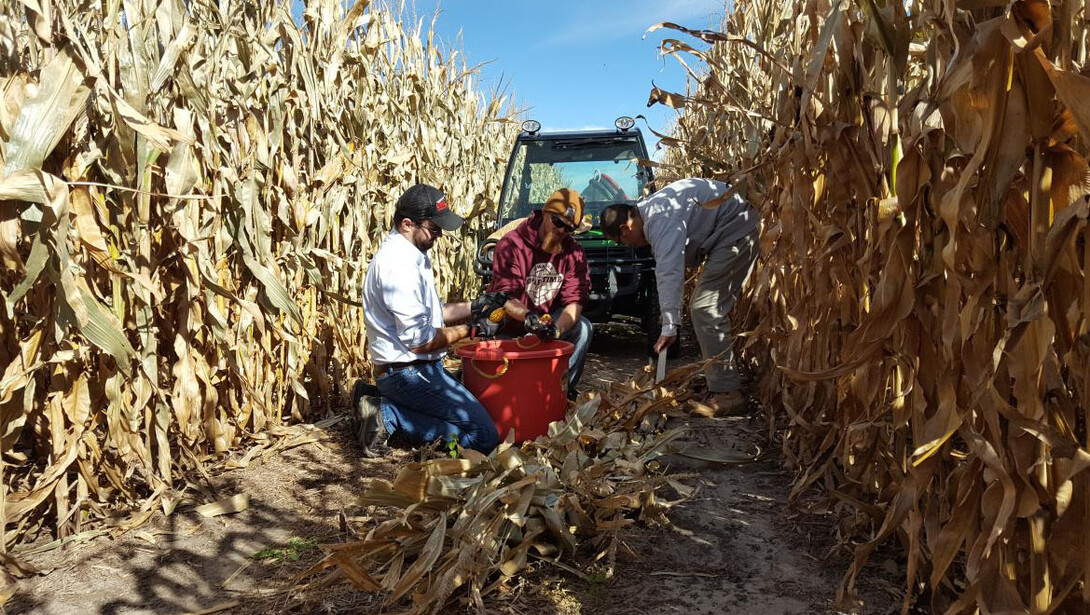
[640,285,680,359]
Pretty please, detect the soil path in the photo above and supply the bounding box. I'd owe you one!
[11,326,901,615]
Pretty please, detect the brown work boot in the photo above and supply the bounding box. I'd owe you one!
[706,391,747,415]
[351,380,389,458]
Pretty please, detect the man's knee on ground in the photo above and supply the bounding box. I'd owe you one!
[469,419,500,453]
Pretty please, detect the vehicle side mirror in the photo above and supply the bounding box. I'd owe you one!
[474,237,499,280]
[477,238,498,268]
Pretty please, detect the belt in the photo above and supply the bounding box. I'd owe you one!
[374,358,434,378]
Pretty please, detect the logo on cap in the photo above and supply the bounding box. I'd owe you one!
[436,199,448,212]
[565,206,575,220]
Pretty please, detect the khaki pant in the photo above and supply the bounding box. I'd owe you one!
[690,231,759,393]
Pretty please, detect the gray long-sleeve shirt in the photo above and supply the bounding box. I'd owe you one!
[638,178,759,337]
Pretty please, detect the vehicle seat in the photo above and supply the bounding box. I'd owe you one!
[487,216,527,241]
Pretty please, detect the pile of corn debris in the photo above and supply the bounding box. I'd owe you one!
[293,362,714,614]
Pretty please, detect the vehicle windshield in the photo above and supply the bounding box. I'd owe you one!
[498,136,650,226]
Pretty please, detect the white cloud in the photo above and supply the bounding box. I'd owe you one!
[536,0,725,49]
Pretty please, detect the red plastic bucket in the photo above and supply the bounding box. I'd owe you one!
[455,338,574,442]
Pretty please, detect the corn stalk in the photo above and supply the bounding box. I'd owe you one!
[0,0,516,548]
[656,0,1090,612]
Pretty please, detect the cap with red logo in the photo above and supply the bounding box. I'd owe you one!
[395,184,464,231]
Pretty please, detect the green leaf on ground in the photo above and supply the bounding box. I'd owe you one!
[251,536,319,562]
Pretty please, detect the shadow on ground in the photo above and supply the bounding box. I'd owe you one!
[12,324,904,615]
[11,419,405,615]
[508,410,903,615]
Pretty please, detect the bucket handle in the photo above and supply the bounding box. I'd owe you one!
[515,335,542,349]
[470,356,510,380]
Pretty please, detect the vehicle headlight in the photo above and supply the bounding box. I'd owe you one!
[521,119,541,135]
[615,116,635,131]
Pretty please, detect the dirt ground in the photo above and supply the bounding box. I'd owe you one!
[8,325,906,615]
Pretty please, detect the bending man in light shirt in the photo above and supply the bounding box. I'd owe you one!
[355,183,505,457]
[601,178,759,414]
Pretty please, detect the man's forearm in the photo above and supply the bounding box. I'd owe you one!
[554,303,581,335]
[411,324,471,354]
[654,262,684,336]
[503,298,530,322]
[645,218,686,336]
[442,301,471,325]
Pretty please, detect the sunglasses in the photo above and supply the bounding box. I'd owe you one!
[549,213,576,232]
[416,220,443,235]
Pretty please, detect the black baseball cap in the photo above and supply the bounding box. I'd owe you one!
[395,184,464,231]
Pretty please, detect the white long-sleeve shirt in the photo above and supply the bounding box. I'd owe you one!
[363,232,445,364]
[638,178,759,337]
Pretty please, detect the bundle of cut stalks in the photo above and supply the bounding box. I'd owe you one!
[0,0,515,548]
[294,363,709,614]
[653,0,1090,612]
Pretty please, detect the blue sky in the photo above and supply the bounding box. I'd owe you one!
[419,0,728,155]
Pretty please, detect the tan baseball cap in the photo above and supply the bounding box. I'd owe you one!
[542,188,585,228]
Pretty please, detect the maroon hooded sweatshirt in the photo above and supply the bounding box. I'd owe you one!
[489,211,590,314]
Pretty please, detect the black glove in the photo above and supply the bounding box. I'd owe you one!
[524,311,559,340]
[469,314,503,339]
[470,291,509,320]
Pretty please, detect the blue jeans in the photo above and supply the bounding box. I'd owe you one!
[376,360,499,453]
[559,315,593,395]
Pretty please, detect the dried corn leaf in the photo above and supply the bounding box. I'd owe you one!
[297,362,702,613]
[195,494,250,518]
[655,0,1090,612]
[0,0,516,549]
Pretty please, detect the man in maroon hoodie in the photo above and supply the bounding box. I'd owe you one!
[490,188,592,398]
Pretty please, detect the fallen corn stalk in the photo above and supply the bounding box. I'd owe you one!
[293,360,716,613]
